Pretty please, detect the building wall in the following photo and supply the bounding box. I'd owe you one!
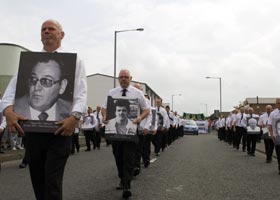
[86,74,161,109]
[0,43,30,95]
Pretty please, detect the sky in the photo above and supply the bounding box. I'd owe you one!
[1,0,280,116]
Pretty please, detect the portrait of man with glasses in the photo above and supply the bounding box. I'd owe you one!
[14,52,76,123]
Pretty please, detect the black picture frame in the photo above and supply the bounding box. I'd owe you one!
[14,52,77,133]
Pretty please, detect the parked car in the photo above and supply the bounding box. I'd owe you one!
[183,120,199,135]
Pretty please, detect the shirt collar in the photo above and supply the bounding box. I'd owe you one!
[42,46,63,53]
[30,103,56,121]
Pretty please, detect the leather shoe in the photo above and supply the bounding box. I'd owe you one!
[85,149,91,152]
[122,189,132,199]
[116,181,124,190]
[19,163,27,168]
[144,162,149,168]
[133,168,140,176]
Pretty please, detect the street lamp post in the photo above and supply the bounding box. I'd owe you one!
[200,103,208,117]
[171,94,182,111]
[114,28,144,88]
[206,76,222,112]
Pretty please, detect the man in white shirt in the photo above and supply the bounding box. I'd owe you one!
[258,105,273,163]
[102,69,150,199]
[231,109,237,148]
[246,107,259,156]
[0,19,87,200]
[233,107,247,151]
[225,113,232,144]
[152,98,168,156]
[268,98,280,174]
[81,107,97,151]
[93,105,103,149]
[165,105,175,145]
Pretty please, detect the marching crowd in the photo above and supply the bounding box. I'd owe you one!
[214,98,280,175]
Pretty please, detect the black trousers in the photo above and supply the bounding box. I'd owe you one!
[247,134,257,154]
[167,126,174,145]
[235,126,246,149]
[93,129,101,148]
[242,131,247,150]
[112,141,136,189]
[275,145,280,171]
[264,138,274,161]
[25,132,72,200]
[135,134,144,169]
[152,130,162,154]
[161,130,168,151]
[232,127,237,147]
[71,134,80,153]
[21,136,29,165]
[142,134,154,165]
[84,130,94,150]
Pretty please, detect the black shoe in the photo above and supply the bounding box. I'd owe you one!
[144,162,150,168]
[0,151,4,154]
[278,171,280,175]
[133,168,140,176]
[242,149,246,152]
[266,159,272,163]
[85,149,91,152]
[19,163,27,168]
[155,153,160,156]
[116,181,124,190]
[122,189,132,199]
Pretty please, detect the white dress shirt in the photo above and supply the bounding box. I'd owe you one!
[103,85,150,117]
[157,107,169,129]
[258,112,269,134]
[235,113,247,128]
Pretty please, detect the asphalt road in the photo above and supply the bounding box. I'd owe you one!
[1,134,280,200]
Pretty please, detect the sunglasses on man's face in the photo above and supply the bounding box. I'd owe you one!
[28,77,60,88]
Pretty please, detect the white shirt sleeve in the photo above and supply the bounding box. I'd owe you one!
[71,57,87,114]
[0,75,17,113]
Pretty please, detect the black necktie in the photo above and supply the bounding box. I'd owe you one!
[38,112,49,121]
[240,113,243,121]
[157,107,160,112]
[97,111,100,123]
[122,89,127,96]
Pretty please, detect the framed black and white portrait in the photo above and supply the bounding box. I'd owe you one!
[105,96,138,142]
[15,52,77,133]
[246,117,260,134]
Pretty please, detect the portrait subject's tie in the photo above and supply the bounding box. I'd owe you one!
[38,112,49,121]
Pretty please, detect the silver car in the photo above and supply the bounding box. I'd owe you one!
[183,120,199,135]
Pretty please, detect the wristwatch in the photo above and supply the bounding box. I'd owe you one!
[71,112,82,120]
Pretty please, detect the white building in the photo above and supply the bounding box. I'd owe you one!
[87,73,161,109]
[0,43,30,95]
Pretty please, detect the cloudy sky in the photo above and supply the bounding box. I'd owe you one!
[1,0,280,115]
